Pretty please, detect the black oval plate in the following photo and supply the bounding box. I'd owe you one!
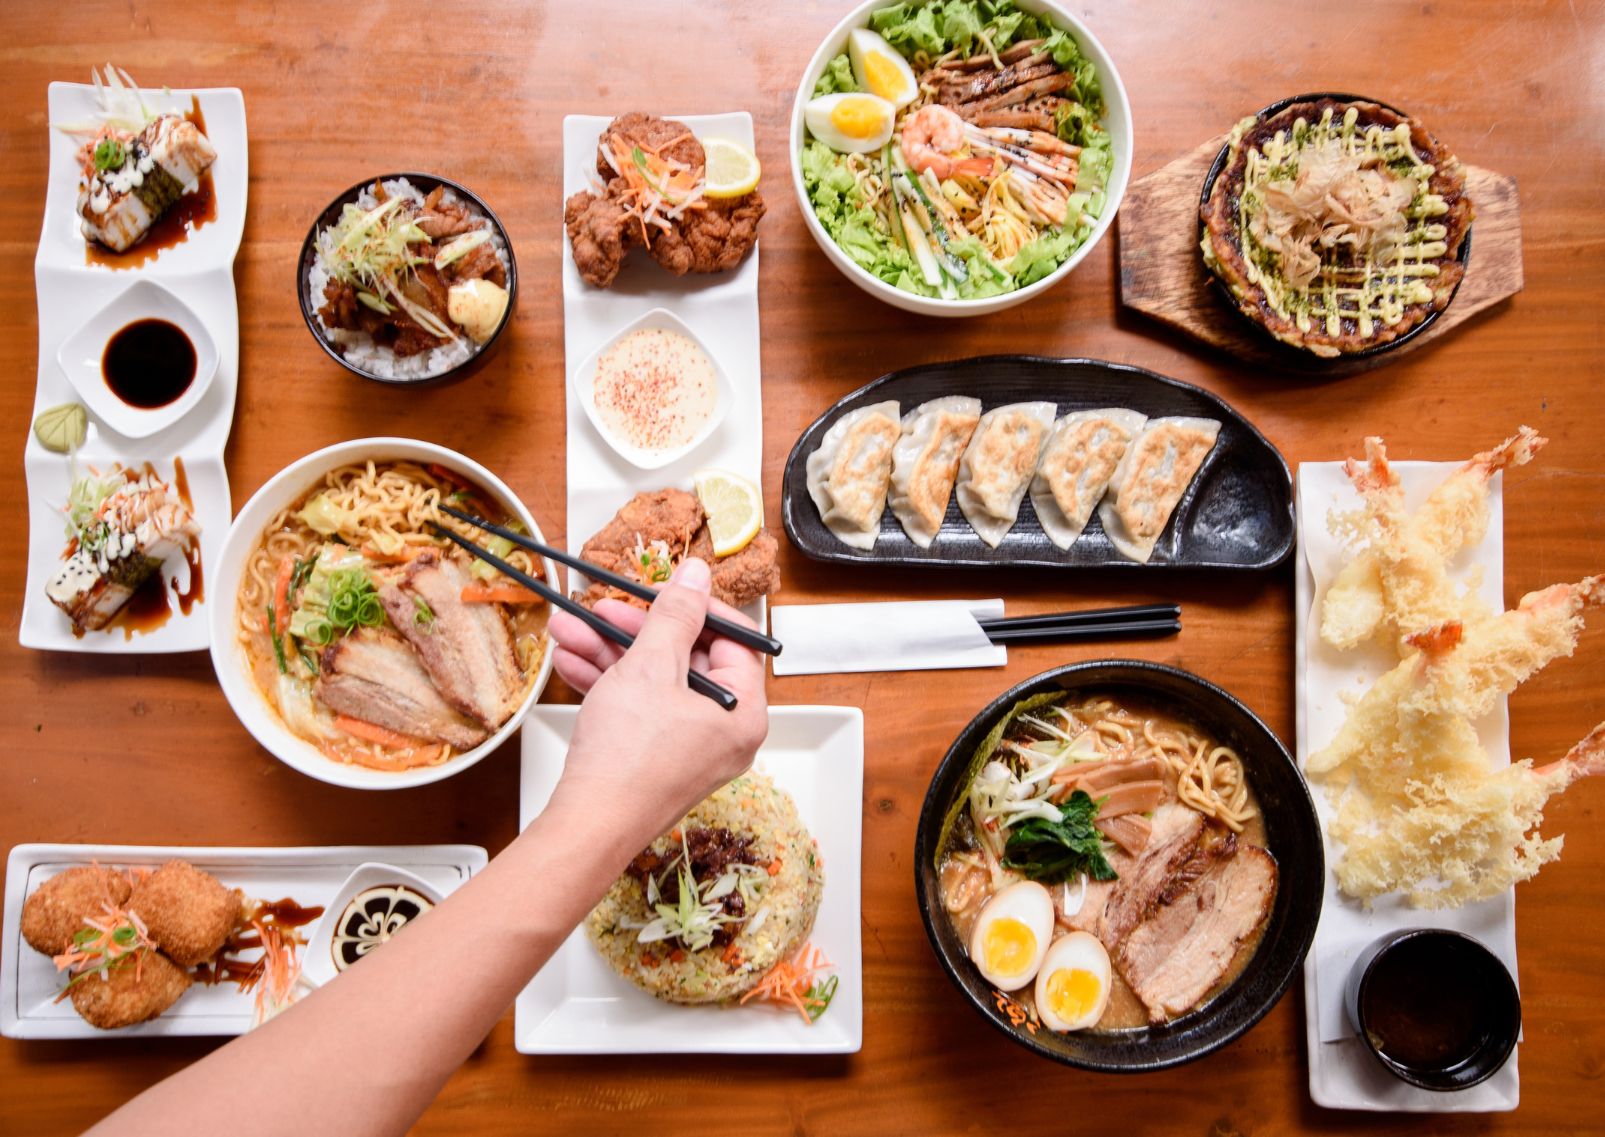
[913,660,1324,1072]
[781,356,1293,570]
[1199,92,1473,366]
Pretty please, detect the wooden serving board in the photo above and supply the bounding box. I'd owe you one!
[1117,136,1524,376]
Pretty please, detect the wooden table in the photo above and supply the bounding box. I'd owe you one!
[3,1,1602,1132]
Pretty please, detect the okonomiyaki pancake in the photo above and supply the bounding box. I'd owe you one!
[1200,97,1474,358]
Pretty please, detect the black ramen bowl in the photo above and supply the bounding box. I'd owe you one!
[1198,92,1473,367]
[297,172,518,388]
[914,660,1323,1072]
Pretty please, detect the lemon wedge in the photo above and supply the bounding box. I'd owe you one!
[701,138,762,199]
[693,469,763,557]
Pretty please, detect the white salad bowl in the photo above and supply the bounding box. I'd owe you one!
[209,437,557,791]
[55,279,220,439]
[789,0,1133,318]
[569,307,734,471]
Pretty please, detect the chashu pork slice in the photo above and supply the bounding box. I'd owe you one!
[1096,803,1231,950]
[1115,845,1279,1022]
[315,629,488,749]
[378,551,522,730]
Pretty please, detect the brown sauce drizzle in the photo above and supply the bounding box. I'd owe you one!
[84,96,216,270]
[193,896,325,989]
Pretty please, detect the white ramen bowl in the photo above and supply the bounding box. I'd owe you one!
[788,0,1133,318]
[208,438,557,790]
[569,307,734,471]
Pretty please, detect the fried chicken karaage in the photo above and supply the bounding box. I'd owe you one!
[564,112,764,289]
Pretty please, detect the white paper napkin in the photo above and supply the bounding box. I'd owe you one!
[770,599,1006,677]
[1297,461,1518,1112]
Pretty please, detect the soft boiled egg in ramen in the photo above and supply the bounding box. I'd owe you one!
[803,92,897,154]
[968,879,1055,992]
[847,28,919,109]
[1034,931,1114,1033]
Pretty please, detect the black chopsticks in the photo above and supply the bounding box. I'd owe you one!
[430,523,739,711]
[440,504,781,658]
[979,603,1181,645]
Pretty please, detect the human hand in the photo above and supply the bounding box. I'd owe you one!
[547,558,769,845]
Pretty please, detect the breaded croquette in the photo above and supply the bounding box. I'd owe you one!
[20,865,131,956]
[69,951,192,1030]
[127,860,239,966]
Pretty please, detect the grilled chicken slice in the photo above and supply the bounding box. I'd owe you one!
[378,551,522,730]
[315,630,487,749]
[1116,846,1279,1022]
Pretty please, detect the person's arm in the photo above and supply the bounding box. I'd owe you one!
[87,557,766,1137]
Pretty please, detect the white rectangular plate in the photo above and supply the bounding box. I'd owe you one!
[2,843,486,1040]
[515,706,863,1054]
[21,82,247,653]
[1296,461,1518,1112]
[560,113,766,627]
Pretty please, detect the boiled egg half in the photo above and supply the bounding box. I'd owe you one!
[804,92,897,154]
[1033,931,1113,1033]
[848,28,919,109]
[968,880,1055,992]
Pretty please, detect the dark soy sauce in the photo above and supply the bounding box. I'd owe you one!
[102,319,196,408]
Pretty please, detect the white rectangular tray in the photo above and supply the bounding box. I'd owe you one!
[514,705,863,1054]
[560,112,766,627]
[1296,461,1518,1112]
[21,82,248,653]
[2,843,486,1039]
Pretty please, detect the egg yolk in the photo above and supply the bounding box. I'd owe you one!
[1046,967,1103,1023]
[981,917,1038,977]
[830,98,886,140]
[863,54,904,101]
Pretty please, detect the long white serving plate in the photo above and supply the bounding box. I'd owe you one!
[560,113,766,627]
[1296,461,1518,1112]
[515,706,863,1054]
[1,844,486,1040]
[21,82,247,653]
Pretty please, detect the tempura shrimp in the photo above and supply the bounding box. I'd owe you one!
[899,105,991,180]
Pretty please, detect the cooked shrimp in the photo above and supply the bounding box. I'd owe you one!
[1322,428,1546,650]
[900,105,991,180]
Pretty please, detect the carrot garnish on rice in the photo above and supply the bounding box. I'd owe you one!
[738,942,839,1024]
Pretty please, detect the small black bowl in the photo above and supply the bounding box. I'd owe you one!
[913,660,1323,1072]
[1345,928,1520,1091]
[1198,92,1473,366]
[296,173,518,387]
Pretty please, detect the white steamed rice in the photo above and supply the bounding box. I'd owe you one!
[306,177,510,380]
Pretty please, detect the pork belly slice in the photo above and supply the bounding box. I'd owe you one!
[1115,846,1279,1022]
[315,630,487,749]
[378,551,522,730]
[1097,804,1238,950]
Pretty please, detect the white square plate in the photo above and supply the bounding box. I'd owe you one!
[1296,462,1518,1112]
[22,82,248,653]
[2,844,485,1040]
[561,113,766,628]
[514,705,863,1054]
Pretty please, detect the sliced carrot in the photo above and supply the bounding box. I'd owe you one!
[668,828,683,842]
[668,948,686,964]
[360,542,429,563]
[334,714,427,749]
[460,584,542,605]
[272,556,294,631]
[766,859,783,877]
[721,941,744,967]
[426,463,471,491]
[641,951,660,968]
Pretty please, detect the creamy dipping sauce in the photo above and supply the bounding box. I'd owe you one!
[592,327,717,452]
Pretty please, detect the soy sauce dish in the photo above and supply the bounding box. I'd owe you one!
[1345,929,1520,1091]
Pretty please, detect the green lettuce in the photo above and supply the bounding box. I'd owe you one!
[812,53,858,97]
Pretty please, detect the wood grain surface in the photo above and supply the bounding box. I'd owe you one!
[1119,138,1525,375]
[2,2,1602,1134]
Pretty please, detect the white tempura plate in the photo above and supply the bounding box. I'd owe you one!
[560,113,766,629]
[20,82,247,653]
[1,844,486,1040]
[514,706,864,1054]
[1296,462,1518,1112]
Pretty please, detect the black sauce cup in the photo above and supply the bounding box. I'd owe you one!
[913,659,1324,1072]
[297,173,518,388]
[1344,928,1520,1091]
